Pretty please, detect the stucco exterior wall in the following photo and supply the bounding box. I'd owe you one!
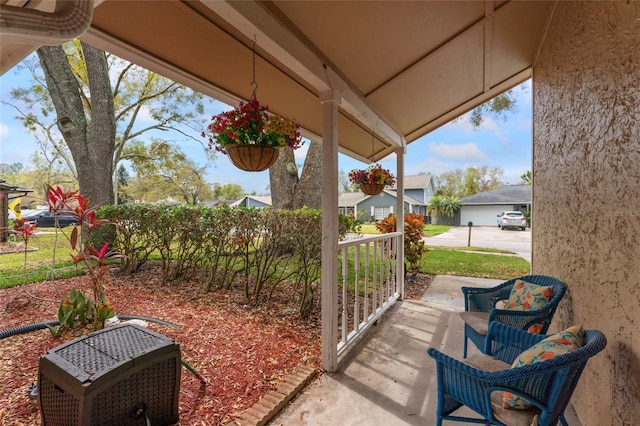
[533,2,640,424]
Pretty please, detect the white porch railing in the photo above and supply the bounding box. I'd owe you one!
[335,231,403,357]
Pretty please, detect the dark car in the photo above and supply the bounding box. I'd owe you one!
[24,210,78,228]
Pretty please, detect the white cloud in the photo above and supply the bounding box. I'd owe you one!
[134,104,154,123]
[406,157,459,176]
[502,164,531,185]
[428,142,488,162]
[444,114,476,134]
[0,123,8,140]
[477,117,509,144]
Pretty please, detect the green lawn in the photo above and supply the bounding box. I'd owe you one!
[359,223,450,237]
[0,231,86,288]
[356,223,529,279]
[420,249,530,279]
[1,231,73,270]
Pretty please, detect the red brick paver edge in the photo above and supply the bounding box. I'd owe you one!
[229,365,317,426]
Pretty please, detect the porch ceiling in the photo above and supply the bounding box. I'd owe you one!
[0,0,555,163]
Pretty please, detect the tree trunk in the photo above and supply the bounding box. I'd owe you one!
[37,43,115,207]
[269,147,298,209]
[269,140,324,210]
[293,141,322,209]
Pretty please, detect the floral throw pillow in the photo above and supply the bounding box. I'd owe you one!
[506,280,554,333]
[507,280,554,311]
[503,325,585,409]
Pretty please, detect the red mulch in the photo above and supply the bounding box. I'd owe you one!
[0,261,431,425]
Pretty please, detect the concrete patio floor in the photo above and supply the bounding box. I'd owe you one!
[269,276,581,426]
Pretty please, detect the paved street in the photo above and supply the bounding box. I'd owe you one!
[424,225,531,262]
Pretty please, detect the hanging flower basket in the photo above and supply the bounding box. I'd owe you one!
[226,144,279,172]
[349,164,396,195]
[359,182,386,195]
[202,97,303,172]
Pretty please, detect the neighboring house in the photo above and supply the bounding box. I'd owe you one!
[458,184,531,226]
[0,180,33,242]
[389,174,436,214]
[199,200,236,208]
[339,190,426,221]
[338,192,367,217]
[230,195,272,208]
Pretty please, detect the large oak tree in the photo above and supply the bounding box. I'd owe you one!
[36,42,115,207]
[7,41,204,207]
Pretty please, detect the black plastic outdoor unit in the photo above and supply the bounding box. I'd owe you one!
[38,323,181,426]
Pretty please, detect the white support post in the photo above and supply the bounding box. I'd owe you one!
[320,90,340,372]
[396,147,405,299]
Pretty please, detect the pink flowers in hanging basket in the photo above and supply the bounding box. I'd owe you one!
[202,97,304,155]
[348,164,396,186]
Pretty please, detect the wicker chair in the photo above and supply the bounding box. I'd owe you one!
[427,322,607,426]
[460,275,566,358]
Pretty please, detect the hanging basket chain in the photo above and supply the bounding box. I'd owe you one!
[370,131,375,165]
[250,36,258,100]
[202,34,303,172]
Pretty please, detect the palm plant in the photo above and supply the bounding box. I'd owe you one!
[442,196,461,217]
[427,195,446,218]
[428,195,460,225]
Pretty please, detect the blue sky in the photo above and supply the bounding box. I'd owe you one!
[0,54,532,194]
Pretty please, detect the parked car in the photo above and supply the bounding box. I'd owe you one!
[497,211,527,230]
[24,210,78,228]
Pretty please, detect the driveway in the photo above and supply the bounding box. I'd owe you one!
[424,226,531,262]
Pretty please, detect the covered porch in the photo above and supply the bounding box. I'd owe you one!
[1,1,638,424]
[273,275,580,425]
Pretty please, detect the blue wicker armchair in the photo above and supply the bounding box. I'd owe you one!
[427,322,607,426]
[461,275,566,358]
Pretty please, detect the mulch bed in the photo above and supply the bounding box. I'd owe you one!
[0,261,431,425]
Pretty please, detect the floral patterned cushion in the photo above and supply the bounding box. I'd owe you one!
[506,280,554,310]
[503,325,585,409]
[506,280,554,333]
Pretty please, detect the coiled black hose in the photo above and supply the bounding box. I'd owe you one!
[0,321,60,339]
[0,315,181,340]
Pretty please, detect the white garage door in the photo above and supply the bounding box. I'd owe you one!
[461,206,510,226]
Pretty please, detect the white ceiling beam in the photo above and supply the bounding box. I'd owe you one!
[201,0,405,150]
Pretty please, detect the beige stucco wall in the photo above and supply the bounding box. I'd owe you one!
[533,1,640,424]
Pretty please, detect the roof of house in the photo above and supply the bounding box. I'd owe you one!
[0,181,33,195]
[199,200,235,207]
[339,190,425,207]
[459,184,531,205]
[389,174,432,190]
[230,195,272,207]
[338,192,368,207]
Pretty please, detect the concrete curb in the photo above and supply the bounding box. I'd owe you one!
[228,365,317,426]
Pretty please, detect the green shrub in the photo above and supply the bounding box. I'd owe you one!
[98,203,323,317]
[338,213,362,240]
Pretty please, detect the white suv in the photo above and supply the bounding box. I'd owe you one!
[497,211,527,230]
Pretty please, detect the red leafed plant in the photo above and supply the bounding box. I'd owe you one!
[41,185,121,335]
[376,212,427,276]
[11,219,38,287]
